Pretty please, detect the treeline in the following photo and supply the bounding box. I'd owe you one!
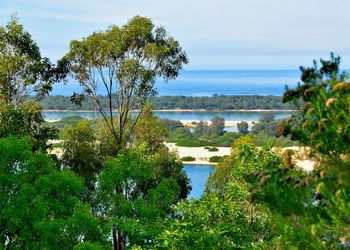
[40,94,293,110]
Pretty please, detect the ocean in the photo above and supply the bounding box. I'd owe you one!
[52,70,301,96]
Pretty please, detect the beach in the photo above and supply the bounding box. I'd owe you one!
[166,143,231,165]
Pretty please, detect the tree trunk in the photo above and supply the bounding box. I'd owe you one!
[118,229,124,250]
[113,224,118,250]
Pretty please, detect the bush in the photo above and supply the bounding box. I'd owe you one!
[180,156,196,161]
[208,147,219,152]
[204,146,211,149]
[209,155,227,163]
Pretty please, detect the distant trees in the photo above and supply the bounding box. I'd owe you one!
[251,112,278,137]
[39,95,294,111]
[210,116,225,135]
[0,17,68,105]
[194,120,210,136]
[237,121,249,134]
[65,16,188,152]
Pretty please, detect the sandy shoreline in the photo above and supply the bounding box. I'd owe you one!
[166,143,231,166]
[45,117,256,127]
[48,140,314,170]
[178,120,256,127]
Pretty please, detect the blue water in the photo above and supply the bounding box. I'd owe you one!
[43,110,292,121]
[51,70,300,96]
[184,164,214,199]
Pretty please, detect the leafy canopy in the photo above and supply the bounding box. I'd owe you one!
[65,16,188,150]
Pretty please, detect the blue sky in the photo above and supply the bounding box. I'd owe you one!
[1,0,350,70]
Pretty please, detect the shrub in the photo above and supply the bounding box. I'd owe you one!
[209,155,227,163]
[208,147,219,152]
[180,156,195,161]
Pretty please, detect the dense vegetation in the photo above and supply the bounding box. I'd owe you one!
[39,94,294,110]
[1,17,349,249]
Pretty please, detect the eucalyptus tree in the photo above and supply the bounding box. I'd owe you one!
[65,16,188,151]
[0,17,68,105]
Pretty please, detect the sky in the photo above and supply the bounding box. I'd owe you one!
[1,0,350,70]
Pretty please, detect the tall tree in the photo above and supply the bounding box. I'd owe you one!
[66,16,188,151]
[0,17,68,105]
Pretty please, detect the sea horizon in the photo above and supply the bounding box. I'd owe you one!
[52,69,302,97]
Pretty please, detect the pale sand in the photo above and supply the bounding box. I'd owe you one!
[45,119,61,123]
[166,143,315,171]
[179,120,256,127]
[166,143,231,165]
[48,140,315,171]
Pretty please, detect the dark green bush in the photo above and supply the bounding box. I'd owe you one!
[208,147,219,152]
[180,156,196,161]
[209,155,227,163]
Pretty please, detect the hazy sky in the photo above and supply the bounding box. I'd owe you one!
[1,0,350,69]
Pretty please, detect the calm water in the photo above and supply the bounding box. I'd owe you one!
[43,110,292,121]
[183,164,214,198]
[51,70,300,96]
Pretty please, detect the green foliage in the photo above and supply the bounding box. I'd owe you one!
[158,117,184,131]
[132,104,168,154]
[208,147,219,152]
[96,145,190,248]
[193,120,210,136]
[210,116,225,135]
[180,156,195,161]
[281,53,350,155]
[65,16,188,150]
[0,17,68,105]
[0,100,57,151]
[157,146,277,249]
[0,136,108,249]
[39,95,294,111]
[208,155,226,162]
[237,121,249,134]
[250,54,350,249]
[251,112,278,137]
[175,138,210,147]
[62,120,103,196]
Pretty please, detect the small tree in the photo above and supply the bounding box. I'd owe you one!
[62,120,103,196]
[211,116,225,135]
[237,121,249,134]
[194,120,210,136]
[66,16,188,151]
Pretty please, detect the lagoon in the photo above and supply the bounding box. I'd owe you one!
[43,110,292,121]
[183,164,215,198]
